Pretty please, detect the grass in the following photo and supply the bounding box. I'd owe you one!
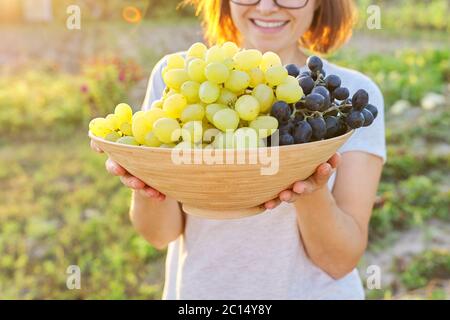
[0,135,165,299]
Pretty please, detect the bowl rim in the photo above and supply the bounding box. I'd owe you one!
[88,129,354,153]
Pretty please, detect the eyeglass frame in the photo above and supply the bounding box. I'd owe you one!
[230,0,310,10]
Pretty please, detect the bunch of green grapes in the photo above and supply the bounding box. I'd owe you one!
[90,42,305,149]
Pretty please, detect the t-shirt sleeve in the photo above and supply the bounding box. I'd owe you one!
[141,56,168,111]
[337,75,387,164]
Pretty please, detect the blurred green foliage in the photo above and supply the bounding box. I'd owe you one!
[400,250,450,290]
[332,50,450,106]
[356,0,449,32]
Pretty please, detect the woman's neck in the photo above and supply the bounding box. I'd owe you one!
[277,44,308,67]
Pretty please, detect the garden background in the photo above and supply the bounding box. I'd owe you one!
[0,0,449,299]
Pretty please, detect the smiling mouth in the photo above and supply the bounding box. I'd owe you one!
[250,19,290,29]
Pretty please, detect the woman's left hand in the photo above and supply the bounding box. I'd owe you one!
[264,152,342,210]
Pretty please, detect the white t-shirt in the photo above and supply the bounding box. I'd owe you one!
[142,52,387,300]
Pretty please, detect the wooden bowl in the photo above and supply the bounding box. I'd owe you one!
[89,130,353,219]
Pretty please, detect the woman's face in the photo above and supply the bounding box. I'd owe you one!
[229,0,317,53]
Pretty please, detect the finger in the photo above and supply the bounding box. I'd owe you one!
[264,198,281,210]
[279,190,294,202]
[313,162,333,186]
[120,173,146,189]
[105,158,127,176]
[327,152,341,169]
[90,140,103,153]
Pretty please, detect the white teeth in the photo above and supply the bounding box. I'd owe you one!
[252,19,287,28]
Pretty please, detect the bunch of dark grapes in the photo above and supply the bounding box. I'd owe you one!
[271,56,379,146]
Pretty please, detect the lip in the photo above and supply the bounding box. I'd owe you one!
[249,18,290,34]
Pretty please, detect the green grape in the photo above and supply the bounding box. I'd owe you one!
[153,117,181,144]
[252,84,274,113]
[233,127,259,149]
[144,132,161,147]
[163,87,178,99]
[145,108,166,128]
[120,122,132,136]
[163,68,190,90]
[132,111,152,144]
[223,58,235,70]
[233,49,262,71]
[180,80,200,103]
[89,117,111,138]
[114,103,133,124]
[205,62,230,84]
[181,103,205,122]
[265,65,288,87]
[104,131,121,142]
[151,99,163,109]
[205,45,225,63]
[203,127,221,143]
[213,131,235,149]
[282,75,298,87]
[167,53,185,69]
[187,58,207,83]
[224,70,250,93]
[116,136,139,145]
[205,103,227,123]
[213,108,240,132]
[259,51,282,72]
[235,95,260,121]
[105,114,121,130]
[199,81,220,104]
[249,115,278,138]
[163,93,187,118]
[187,42,207,59]
[181,121,203,143]
[217,89,237,106]
[221,41,239,58]
[248,68,265,88]
[275,83,303,104]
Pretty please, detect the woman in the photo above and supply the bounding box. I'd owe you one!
[92,0,386,299]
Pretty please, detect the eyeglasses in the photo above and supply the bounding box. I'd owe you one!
[230,0,309,10]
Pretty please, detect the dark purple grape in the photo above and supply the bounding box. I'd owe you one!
[307,56,323,73]
[365,104,378,119]
[336,117,349,136]
[279,120,295,135]
[307,117,327,140]
[324,75,341,92]
[325,116,339,139]
[295,100,305,110]
[305,93,325,111]
[352,89,369,111]
[280,133,295,146]
[298,76,315,95]
[339,98,352,113]
[270,101,291,123]
[312,86,331,111]
[285,64,300,78]
[333,87,350,101]
[293,112,304,123]
[346,111,365,129]
[299,71,312,78]
[293,121,312,144]
[362,108,374,127]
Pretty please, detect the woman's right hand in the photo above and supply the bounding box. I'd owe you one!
[90,140,166,201]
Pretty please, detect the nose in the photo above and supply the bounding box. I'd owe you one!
[256,0,279,14]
